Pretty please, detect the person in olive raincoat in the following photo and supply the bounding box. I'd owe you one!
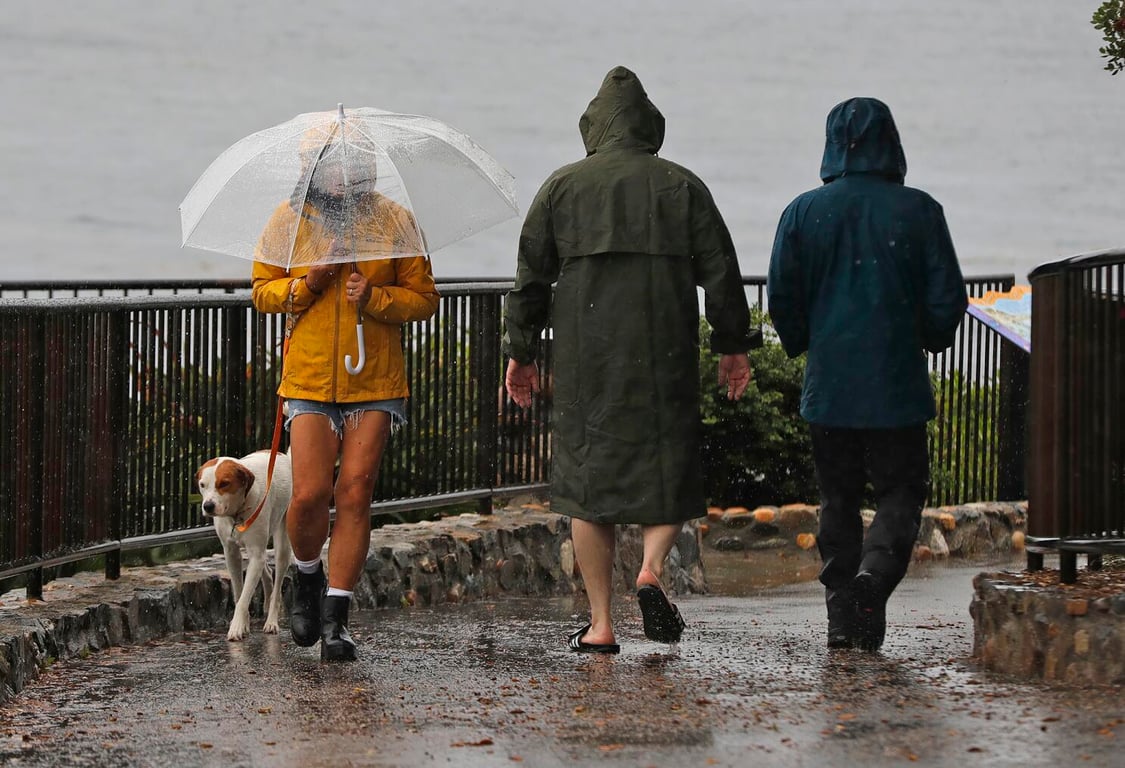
[503,66,760,653]
[766,97,968,651]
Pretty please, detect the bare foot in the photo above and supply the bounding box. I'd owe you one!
[582,622,616,646]
[635,568,662,591]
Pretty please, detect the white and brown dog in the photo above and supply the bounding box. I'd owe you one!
[195,450,293,641]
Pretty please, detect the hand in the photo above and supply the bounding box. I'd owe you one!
[304,263,337,295]
[345,272,372,306]
[718,353,752,401]
[505,359,540,408]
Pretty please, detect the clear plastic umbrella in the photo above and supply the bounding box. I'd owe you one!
[180,104,518,266]
[179,104,519,372]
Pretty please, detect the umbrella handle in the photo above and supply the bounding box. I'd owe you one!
[344,323,366,374]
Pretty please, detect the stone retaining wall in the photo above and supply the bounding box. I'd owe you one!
[10,497,1093,698]
[701,500,1028,561]
[971,569,1125,683]
[351,507,705,609]
[0,508,703,704]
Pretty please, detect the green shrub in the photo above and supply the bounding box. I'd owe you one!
[697,311,1002,510]
[698,311,819,508]
[927,370,998,505]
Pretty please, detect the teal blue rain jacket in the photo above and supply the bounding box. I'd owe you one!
[767,97,968,428]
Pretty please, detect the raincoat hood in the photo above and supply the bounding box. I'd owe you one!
[819,97,907,184]
[579,66,665,156]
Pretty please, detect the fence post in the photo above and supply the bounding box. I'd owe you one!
[996,343,1029,501]
[222,306,247,453]
[104,311,128,580]
[22,316,46,599]
[474,294,501,514]
[1027,266,1065,547]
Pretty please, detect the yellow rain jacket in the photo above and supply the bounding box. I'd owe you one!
[251,199,439,403]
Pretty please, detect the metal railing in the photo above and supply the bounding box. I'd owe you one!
[0,274,1022,596]
[1027,250,1125,582]
[927,275,1026,505]
[0,279,548,597]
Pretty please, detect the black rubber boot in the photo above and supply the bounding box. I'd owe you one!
[289,563,326,648]
[851,571,887,651]
[825,585,857,649]
[320,595,357,662]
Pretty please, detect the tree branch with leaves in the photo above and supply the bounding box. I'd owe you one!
[1093,1,1125,74]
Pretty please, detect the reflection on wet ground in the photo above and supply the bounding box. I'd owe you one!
[2,557,1121,767]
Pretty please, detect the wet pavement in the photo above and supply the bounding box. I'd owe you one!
[2,556,1121,767]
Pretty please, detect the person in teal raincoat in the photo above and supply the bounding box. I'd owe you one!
[503,66,759,653]
[767,97,968,651]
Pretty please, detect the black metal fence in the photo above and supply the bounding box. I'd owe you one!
[0,274,1022,596]
[0,279,549,597]
[928,275,1027,505]
[1027,250,1125,582]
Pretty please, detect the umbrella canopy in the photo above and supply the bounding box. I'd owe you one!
[179,105,518,268]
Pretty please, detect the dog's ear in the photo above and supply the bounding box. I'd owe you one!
[195,458,218,489]
[235,462,255,491]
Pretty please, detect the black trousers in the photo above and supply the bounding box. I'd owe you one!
[810,424,930,596]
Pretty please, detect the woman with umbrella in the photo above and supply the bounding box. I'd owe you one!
[250,122,439,662]
[181,104,518,661]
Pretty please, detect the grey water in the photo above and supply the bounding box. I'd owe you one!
[3,0,1122,283]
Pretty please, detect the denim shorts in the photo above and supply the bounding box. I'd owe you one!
[284,398,407,438]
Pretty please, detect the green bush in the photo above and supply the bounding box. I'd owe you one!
[697,312,1003,510]
[698,311,819,508]
[927,370,998,505]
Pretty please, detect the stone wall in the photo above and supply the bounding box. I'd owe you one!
[701,500,1028,560]
[971,569,1125,683]
[350,508,705,609]
[0,507,704,703]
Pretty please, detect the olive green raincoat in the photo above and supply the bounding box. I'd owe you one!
[502,66,759,525]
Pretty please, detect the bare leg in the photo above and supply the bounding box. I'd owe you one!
[328,411,391,590]
[636,523,682,590]
[571,519,617,645]
[286,414,340,562]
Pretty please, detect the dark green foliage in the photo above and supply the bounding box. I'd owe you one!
[697,310,1001,509]
[698,311,819,508]
[1093,1,1125,75]
[927,370,997,505]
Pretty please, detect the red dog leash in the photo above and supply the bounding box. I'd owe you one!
[235,279,299,537]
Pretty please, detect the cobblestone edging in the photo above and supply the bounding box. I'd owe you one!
[0,508,704,704]
[701,500,1028,561]
[971,570,1125,683]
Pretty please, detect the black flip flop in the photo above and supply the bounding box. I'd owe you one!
[567,624,620,654]
[637,585,686,643]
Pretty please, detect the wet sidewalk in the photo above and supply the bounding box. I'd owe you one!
[2,556,1121,767]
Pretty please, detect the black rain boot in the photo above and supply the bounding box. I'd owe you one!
[320,595,357,662]
[825,584,857,649]
[851,571,887,652]
[289,563,326,647]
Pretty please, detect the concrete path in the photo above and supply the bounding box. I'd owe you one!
[1,556,1121,767]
